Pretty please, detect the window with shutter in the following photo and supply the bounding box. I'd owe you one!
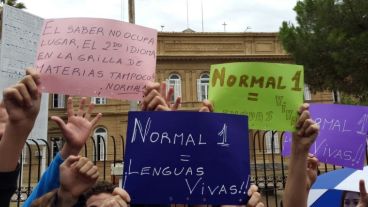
[166,74,182,102]
[304,84,312,101]
[91,97,107,105]
[94,128,108,161]
[197,73,209,101]
[52,94,65,108]
[265,131,280,154]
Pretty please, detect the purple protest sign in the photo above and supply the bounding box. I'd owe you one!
[281,132,292,156]
[282,103,368,169]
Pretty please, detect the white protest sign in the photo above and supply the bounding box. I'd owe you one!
[1,5,49,140]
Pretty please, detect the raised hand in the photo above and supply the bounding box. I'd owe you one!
[160,81,181,110]
[51,97,102,159]
[199,100,214,112]
[141,82,181,111]
[2,68,41,125]
[0,68,42,171]
[59,156,99,201]
[358,180,368,207]
[292,103,319,152]
[247,184,264,207]
[283,103,320,207]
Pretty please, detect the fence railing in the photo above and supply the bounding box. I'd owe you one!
[11,131,367,207]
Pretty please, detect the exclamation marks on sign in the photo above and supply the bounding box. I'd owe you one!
[238,181,245,194]
[97,88,103,96]
[248,93,258,101]
[352,144,365,166]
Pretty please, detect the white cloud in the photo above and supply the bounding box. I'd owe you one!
[20,0,298,32]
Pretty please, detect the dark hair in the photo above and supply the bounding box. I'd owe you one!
[84,181,117,199]
[75,181,117,207]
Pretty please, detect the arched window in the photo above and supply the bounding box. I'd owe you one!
[166,74,182,102]
[197,73,209,101]
[94,127,107,161]
[51,137,63,159]
[265,131,280,154]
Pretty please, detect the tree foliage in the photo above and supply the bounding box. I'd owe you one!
[279,0,368,102]
[1,0,26,9]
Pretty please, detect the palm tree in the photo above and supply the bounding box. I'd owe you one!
[1,0,26,9]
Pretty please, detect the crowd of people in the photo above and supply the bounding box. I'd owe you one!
[0,68,366,207]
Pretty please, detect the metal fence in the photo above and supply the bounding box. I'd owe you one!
[10,132,367,207]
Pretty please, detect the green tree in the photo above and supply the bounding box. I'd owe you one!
[1,0,26,9]
[279,0,368,103]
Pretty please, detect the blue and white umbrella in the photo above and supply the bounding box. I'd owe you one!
[308,166,368,206]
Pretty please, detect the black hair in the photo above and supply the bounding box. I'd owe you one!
[74,181,117,207]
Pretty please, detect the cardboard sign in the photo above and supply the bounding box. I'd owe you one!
[208,62,304,131]
[35,18,157,101]
[0,5,49,140]
[123,112,250,205]
[0,5,43,86]
[282,104,368,169]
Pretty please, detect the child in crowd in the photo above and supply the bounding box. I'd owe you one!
[30,156,100,207]
[31,158,131,207]
[23,96,102,206]
[0,67,102,206]
[78,181,130,207]
[342,191,360,207]
[340,180,368,207]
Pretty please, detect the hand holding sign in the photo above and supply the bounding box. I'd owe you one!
[35,18,157,101]
[282,103,368,169]
[292,103,319,152]
[141,82,181,111]
[283,107,319,207]
[209,62,304,131]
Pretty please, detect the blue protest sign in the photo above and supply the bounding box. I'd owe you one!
[123,111,250,205]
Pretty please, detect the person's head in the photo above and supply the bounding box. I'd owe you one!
[341,191,360,207]
[80,181,117,207]
[0,102,9,140]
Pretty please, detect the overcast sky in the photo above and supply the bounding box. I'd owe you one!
[20,0,298,32]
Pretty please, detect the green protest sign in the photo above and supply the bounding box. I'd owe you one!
[208,62,304,131]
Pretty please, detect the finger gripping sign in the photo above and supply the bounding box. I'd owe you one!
[123,111,250,205]
[209,62,304,131]
[35,18,157,101]
[282,103,368,169]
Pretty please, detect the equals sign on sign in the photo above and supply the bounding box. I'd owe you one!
[248,93,259,101]
[180,155,191,162]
